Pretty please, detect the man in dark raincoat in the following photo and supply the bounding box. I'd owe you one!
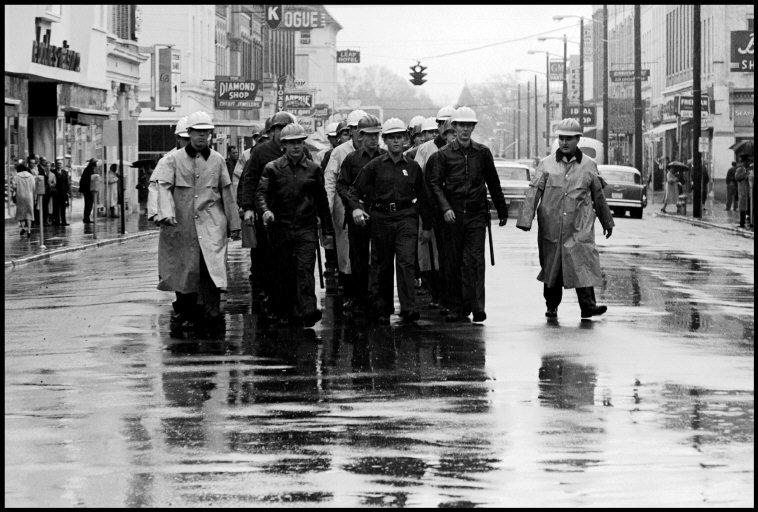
[516,118,614,319]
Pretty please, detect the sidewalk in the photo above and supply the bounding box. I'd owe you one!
[650,190,754,239]
[5,195,158,268]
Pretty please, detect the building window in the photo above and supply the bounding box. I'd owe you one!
[109,5,135,40]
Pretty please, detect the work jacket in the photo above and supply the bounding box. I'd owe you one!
[255,154,334,237]
[148,144,240,292]
[238,138,285,211]
[427,139,508,220]
[337,146,386,226]
[516,149,614,289]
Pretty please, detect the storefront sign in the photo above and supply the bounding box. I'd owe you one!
[734,104,754,127]
[676,95,710,118]
[300,30,310,45]
[284,93,313,110]
[567,105,596,126]
[298,116,315,133]
[336,49,360,64]
[548,60,564,82]
[313,104,330,118]
[730,31,754,72]
[266,5,326,30]
[31,40,80,72]
[215,76,262,109]
[609,69,650,82]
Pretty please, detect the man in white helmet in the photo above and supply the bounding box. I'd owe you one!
[517,118,614,320]
[404,115,426,159]
[323,109,367,305]
[149,111,241,336]
[414,108,455,311]
[427,106,509,323]
[256,123,334,327]
[350,118,433,325]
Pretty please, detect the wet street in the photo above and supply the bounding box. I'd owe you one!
[4,215,754,507]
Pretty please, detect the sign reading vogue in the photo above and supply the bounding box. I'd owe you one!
[730,31,754,72]
[336,49,360,64]
[265,5,326,30]
[215,77,261,109]
[31,40,80,72]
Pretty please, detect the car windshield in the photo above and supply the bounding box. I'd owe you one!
[600,169,641,184]
[496,165,529,181]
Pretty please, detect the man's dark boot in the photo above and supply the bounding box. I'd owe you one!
[581,305,607,318]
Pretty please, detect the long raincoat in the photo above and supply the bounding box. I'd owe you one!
[735,163,751,212]
[517,150,614,289]
[323,138,355,273]
[414,137,445,271]
[13,170,36,222]
[148,145,241,292]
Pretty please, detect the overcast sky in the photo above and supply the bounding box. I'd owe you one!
[326,4,594,107]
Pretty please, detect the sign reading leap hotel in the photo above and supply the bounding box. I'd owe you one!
[336,49,360,63]
[215,77,262,109]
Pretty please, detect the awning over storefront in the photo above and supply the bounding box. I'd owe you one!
[64,106,110,126]
[645,122,678,136]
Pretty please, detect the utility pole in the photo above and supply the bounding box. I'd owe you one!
[545,52,551,154]
[562,34,568,119]
[579,17,585,132]
[634,5,642,174]
[517,83,521,159]
[526,81,531,159]
[512,101,517,159]
[602,5,609,164]
[692,4,702,219]
[534,75,538,158]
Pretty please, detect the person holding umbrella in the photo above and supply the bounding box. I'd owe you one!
[661,161,682,213]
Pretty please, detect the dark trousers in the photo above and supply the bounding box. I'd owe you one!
[543,265,597,311]
[270,225,318,319]
[444,211,487,316]
[725,183,738,210]
[83,191,94,221]
[431,215,449,306]
[52,195,67,224]
[174,253,220,316]
[347,222,371,305]
[369,210,418,316]
[254,216,276,302]
[42,193,52,223]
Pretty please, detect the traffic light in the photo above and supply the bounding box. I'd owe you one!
[409,61,427,86]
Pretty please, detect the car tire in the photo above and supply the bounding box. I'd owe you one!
[630,207,643,219]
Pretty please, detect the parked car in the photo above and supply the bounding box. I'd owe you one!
[488,160,531,211]
[597,164,647,219]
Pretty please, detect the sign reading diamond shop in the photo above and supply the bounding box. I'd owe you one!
[337,49,360,63]
[215,77,262,109]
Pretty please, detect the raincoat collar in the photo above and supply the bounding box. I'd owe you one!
[555,148,584,164]
[185,144,211,160]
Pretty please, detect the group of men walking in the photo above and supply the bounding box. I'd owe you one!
[148,106,613,337]
[12,155,73,235]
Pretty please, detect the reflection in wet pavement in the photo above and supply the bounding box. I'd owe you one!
[4,217,754,507]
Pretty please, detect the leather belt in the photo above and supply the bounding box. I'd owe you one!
[372,199,416,213]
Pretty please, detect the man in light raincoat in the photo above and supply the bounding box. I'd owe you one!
[148,111,241,335]
[516,118,614,320]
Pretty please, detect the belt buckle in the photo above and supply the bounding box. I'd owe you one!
[389,202,396,213]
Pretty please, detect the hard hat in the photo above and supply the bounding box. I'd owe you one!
[325,122,340,137]
[270,111,296,129]
[408,115,425,129]
[451,106,478,124]
[186,111,214,130]
[440,119,455,135]
[554,118,582,137]
[174,116,190,137]
[280,123,308,141]
[381,118,407,136]
[263,116,274,133]
[436,106,456,122]
[421,117,438,132]
[357,114,382,134]
[346,109,368,127]
[336,120,349,135]
[250,123,262,136]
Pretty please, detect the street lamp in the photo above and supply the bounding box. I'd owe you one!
[527,50,560,154]
[537,35,569,119]
[553,14,592,133]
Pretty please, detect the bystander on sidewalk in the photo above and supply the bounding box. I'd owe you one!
[650,190,754,239]
[5,195,158,266]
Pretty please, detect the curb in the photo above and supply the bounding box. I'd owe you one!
[655,212,754,239]
[5,230,159,269]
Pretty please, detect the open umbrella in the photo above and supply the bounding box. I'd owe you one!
[729,140,754,156]
[666,161,689,170]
